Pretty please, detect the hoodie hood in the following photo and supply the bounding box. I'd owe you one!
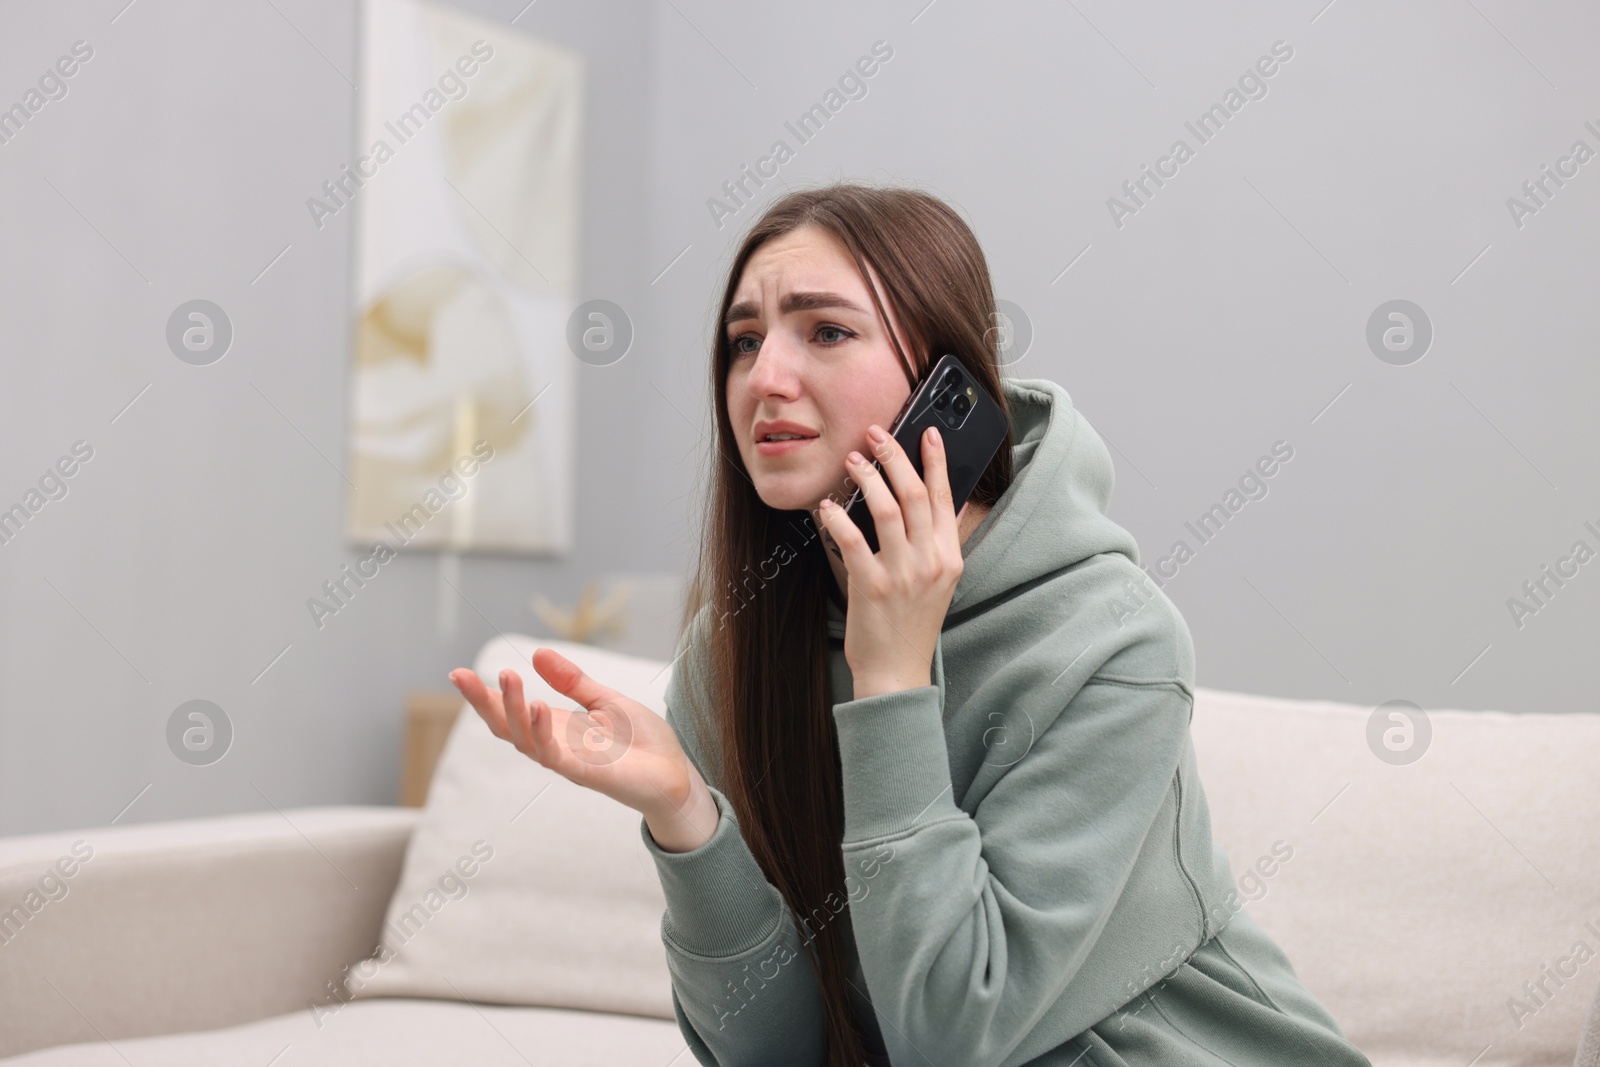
[949,377,1139,614]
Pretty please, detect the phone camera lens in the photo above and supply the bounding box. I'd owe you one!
[932,387,952,410]
[952,394,971,416]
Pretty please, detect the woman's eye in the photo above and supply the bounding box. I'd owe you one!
[815,324,852,345]
[730,335,761,356]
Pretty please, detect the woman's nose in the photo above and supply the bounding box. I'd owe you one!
[744,335,801,399]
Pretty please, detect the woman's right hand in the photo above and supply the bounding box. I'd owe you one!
[448,647,720,853]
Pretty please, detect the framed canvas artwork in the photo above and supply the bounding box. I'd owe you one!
[343,0,582,556]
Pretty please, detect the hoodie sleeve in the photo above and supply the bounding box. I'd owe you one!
[636,621,830,1067]
[830,631,1200,1067]
[638,784,829,1066]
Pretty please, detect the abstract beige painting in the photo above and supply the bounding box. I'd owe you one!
[345,0,582,554]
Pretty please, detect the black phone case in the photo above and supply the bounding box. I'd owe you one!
[833,353,1008,555]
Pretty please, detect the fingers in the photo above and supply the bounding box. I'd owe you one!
[501,669,535,755]
[449,669,510,741]
[455,663,619,782]
[450,666,559,769]
[920,425,960,545]
[845,445,910,558]
[866,424,932,547]
[532,647,616,712]
[817,496,877,579]
[506,668,575,773]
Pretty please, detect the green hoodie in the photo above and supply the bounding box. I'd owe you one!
[640,377,1371,1067]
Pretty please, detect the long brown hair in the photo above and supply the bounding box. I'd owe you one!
[683,185,1013,1065]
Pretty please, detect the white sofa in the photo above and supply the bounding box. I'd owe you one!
[3,634,1598,1066]
[0,811,686,1066]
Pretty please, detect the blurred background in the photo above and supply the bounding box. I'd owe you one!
[2,0,1596,837]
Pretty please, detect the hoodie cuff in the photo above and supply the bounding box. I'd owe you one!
[638,784,787,959]
[833,685,962,843]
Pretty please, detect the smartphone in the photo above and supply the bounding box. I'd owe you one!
[828,353,1008,556]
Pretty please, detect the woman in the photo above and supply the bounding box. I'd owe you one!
[450,185,1371,1067]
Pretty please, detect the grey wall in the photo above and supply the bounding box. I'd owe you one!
[639,0,1600,714]
[0,0,661,836]
[2,0,1596,836]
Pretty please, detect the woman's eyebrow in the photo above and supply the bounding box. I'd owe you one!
[781,290,867,315]
[723,291,867,326]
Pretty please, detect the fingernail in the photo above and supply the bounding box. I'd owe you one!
[928,426,942,447]
[848,450,866,466]
[819,497,835,510]
[866,424,888,443]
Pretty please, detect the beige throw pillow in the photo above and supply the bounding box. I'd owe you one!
[348,635,675,1020]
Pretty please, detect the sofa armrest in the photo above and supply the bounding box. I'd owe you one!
[0,806,419,1058]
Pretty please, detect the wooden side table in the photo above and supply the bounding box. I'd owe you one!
[401,691,465,807]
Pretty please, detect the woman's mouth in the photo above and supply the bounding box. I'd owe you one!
[754,433,817,457]
[752,421,819,457]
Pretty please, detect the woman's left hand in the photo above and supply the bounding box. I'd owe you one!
[817,422,964,699]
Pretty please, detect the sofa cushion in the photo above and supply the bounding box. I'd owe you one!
[1189,687,1600,1067]
[0,998,685,1065]
[348,636,675,1019]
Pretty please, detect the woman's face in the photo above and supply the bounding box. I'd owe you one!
[724,225,916,514]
